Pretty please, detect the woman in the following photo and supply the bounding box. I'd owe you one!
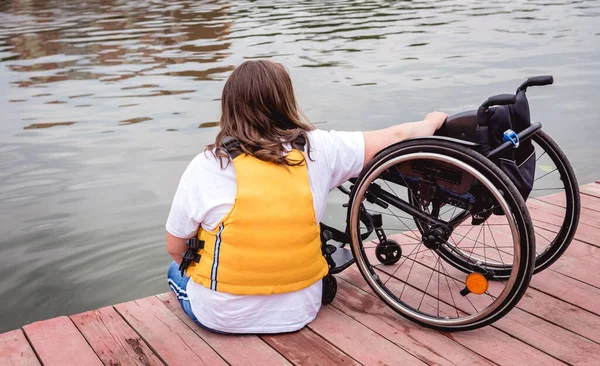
[165,60,447,334]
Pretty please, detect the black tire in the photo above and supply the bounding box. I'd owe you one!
[528,131,580,274]
[346,138,536,332]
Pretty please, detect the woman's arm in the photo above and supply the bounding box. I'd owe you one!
[362,111,448,165]
[166,232,188,265]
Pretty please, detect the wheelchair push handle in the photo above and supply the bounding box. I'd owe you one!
[518,75,554,92]
[473,94,517,127]
[480,94,516,109]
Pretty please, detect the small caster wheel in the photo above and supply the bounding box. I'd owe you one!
[375,239,402,265]
[322,274,337,305]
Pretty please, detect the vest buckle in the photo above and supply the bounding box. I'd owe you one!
[178,238,205,276]
[186,238,205,250]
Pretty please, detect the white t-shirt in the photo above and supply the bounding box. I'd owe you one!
[165,129,365,334]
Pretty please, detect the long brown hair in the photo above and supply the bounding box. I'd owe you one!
[206,60,315,167]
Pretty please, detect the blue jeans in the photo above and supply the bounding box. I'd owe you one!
[167,261,228,334]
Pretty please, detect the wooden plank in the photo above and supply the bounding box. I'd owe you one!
[23,316,102,366]
[562,238,600,265]
[114,296,226,366]
[529,269,600,317]
[543,250,600,288]
[262,328,360,366]
[515,286,600,344]
[538,191,600,213]
[493,307,600,365]
[333,278,494,365]
[71,306,162,366]
[579,183,600,199]
[308,304,427,365]
[339,266,563,366]
[527,203,600,247]
[359,250,600,365]
[157,292,291,366]
[0,329,40,366]
[579,192,600,212]
[529,196,600,229]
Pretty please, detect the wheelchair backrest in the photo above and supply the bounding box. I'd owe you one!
[434,88,536,200]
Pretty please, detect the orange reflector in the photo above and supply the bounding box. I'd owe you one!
[466,273,488,295]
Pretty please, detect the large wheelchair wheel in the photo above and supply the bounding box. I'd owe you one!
[347,138,535,331]
[411,131,580,278]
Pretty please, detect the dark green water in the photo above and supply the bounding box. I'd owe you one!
[0,0,598,332]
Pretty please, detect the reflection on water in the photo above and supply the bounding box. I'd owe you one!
[1,0,599,332]
[23,121,77,129]
[198,121,219,128]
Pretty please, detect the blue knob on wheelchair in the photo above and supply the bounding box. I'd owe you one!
[502,129,520,148]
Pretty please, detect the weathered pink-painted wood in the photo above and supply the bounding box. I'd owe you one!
[529,195,600,229]
[262,328,360,366]
[350,236,598,363]
[538,191,600,213]
[527,203,600,246]
[0,329,40,366]
[579,183,600,199]
[114,296,226,366]
[515,287,600,344]
[529,269,600,317]
[580,190,600,211]
[562,239,600,265]
[71,306,162,366]
[308,304,426,365]
[157,292,291,366]
[493,306,600,365]
[540,248,600,288]
[23,316,102,366]
[572,207,600,229]
[339,267,564,366]
[332,279,494,365]
[357,251,600,365]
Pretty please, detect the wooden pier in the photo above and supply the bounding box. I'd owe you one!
[2,181,600,365]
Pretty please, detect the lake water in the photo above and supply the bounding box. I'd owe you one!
[0,0,599,333]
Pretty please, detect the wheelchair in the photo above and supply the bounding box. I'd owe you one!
[320,75,581,331]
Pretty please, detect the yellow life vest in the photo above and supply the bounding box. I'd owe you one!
[185,145,328,296]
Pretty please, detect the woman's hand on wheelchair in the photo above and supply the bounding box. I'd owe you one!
[424,111,448,133]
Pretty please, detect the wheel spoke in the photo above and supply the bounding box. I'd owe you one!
[534,168,558,182]
[399,240,423,301]
[382,238,425,283]
[487,222,507,267]
[535,150,547,162]
[418,255,438,311]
